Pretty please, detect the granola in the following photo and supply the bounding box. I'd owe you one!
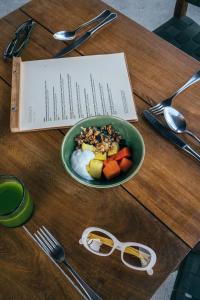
[74,125,122,153]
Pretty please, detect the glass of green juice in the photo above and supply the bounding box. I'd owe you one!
[0,175,34,227]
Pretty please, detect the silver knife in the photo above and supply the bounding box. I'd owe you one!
[144,109,200,163]
[53,12,117,58]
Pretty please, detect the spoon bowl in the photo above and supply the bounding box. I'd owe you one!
[53,9,111,41]
[164,107,200,143]
[53,30,76,41]
[164,107,186,133]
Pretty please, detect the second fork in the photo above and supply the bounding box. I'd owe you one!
[149,69,200,115]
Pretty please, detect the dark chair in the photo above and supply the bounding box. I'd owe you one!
[170,250,200,300]
[154,0,200,61]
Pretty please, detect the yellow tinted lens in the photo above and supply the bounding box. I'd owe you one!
[123,246,151,268]
[87,231,114,255]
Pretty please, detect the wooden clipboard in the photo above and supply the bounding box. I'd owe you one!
[10,54,138,133]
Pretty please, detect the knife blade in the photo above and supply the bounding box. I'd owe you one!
[53,12,117,58]
[144,109,200,163]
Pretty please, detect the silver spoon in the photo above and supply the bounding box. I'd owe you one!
[53,9,111,41]
[164,106,200,143]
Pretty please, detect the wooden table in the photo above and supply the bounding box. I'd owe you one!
[0,0,199,299]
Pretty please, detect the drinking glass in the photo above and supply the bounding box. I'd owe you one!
[0,175,34,227]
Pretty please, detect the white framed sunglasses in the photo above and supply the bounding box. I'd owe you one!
[79,227,157,275]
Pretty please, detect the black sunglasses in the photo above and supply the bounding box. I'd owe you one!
[3,19,36,59]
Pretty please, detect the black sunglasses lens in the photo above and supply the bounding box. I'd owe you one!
[4,19,35,59]
[4,41,15,59]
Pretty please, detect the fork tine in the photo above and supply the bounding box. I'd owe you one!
[39,227,57,248]
[42,226,60,246]
[37,230,54,252]
[153,107,165,115]
[149,104,163,113]
[34,232,51,254]
[149,103,162,112]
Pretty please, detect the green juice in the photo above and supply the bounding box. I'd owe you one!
[0,179,34,227]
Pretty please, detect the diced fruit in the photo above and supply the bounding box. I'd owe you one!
[86,164,90,173]
[103,160,120,180]
[108,142,119,156]
[88,159,104,179]
[103,154,116,167]
[119,158,133,172]
[82,143,94,152]
[94,151,107,161]
[115,147,131,161]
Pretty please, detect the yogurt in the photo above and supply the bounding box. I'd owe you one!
[71,149,95,180]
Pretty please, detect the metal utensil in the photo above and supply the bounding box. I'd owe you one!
[143,110,200,163]
[164,107,200,143]
[53,10,111,41]
[53,12,117,58]
[149,70,200,115]
[34,226,102,300]
[23,226,87,300]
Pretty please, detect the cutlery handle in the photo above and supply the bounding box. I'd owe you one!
[185,130,200,144]
[184,145,200,162]
[63,260,102,300]
[23,226,88,300]
[173,70,200,98]
[88,12,117,35]
[76,10,111,33]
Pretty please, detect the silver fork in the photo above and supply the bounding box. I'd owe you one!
[34,226,102,300]
[149,70,200,115]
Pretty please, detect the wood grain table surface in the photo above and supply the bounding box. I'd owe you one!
[0,0,199,299]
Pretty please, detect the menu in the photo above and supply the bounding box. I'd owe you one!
[11,53,137,132]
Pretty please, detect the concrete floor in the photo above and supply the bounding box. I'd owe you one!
[103,0,200,30]
[1,0,200,27]
[0,0,29,17]
[1,1,199,299]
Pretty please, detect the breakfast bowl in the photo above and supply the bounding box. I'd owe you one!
[61,116,145,188]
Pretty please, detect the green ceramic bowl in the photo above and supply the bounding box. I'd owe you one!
[61,116,145,188]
